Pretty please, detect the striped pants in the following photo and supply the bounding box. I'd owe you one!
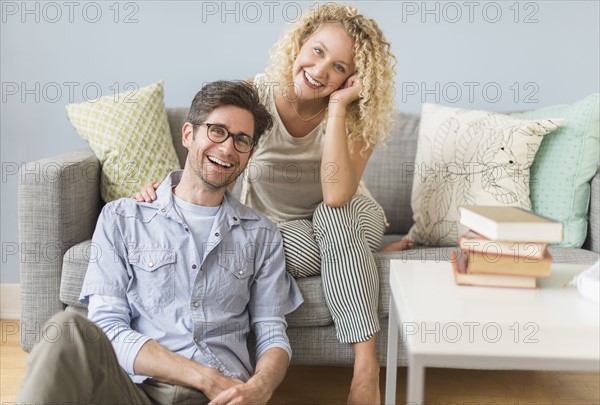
[277,195,386,344]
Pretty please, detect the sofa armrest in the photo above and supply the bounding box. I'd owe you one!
[18,148,102,352]
[585,167,600,254]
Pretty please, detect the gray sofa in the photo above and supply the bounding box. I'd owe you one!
[18,109,600,368]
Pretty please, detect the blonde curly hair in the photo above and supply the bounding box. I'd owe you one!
[265,3,397,152]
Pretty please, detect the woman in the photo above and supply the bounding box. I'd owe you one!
[137,4,396,403]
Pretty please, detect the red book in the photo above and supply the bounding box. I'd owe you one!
[451,251,537,289]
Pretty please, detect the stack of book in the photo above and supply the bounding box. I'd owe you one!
[452,205,563,288]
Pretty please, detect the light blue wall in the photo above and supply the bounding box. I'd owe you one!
[2,1,599,283]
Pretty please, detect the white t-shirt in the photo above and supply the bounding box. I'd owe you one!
[173,194,220,260]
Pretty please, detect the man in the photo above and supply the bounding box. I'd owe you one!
[17,81,303,404]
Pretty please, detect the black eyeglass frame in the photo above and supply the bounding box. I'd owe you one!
[193,122,256,153]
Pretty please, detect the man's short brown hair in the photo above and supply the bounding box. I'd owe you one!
[188,81,273,144]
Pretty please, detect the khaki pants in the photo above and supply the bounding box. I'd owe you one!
[17,311,209,404]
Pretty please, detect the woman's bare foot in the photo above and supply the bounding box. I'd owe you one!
[348,338,381,404]
[347,363,380,404]
[382,239,413,252]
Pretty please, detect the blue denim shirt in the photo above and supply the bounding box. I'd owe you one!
[80,170,303,382]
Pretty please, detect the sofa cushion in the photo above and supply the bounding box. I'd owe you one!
[66,81,181,202]
[405,103,561,246]
[166,108,422,236]
[587,171,600,253]
[287,277,333,327]
[544,246,600,265]
[512,94,600,248]
[165,109,422,235]
[363,111,420,235]
[166,108,191,167]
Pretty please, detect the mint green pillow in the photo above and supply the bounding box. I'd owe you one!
[512,94,600,248]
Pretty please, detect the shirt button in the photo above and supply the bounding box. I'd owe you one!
[161,208,166,212]
[233,217,238,221]
[238,270,244,275]
[148,262,154,268]
[215,232,220,237]
[192,264,197,269]
[194,337,199,343]
[184,226,189,232]
[193,302,199,308]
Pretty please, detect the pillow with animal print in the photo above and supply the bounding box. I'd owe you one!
[405,103,562,246]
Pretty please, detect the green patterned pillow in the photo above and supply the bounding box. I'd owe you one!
[66,81,180,202]
[512,94,600,248]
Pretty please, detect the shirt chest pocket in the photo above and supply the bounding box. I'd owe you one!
[216,256,255,314]
[128,249,177,311]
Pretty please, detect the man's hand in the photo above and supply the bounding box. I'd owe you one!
[208,377,272,404]
[202,367,244,400]
[135,340,244,398]
[209,347,289,404]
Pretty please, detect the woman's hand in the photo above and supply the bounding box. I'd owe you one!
[329,74,362,110]
[132,181,160,202]
[320,74,367,206]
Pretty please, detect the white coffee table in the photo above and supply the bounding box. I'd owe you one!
[385,260,600,404]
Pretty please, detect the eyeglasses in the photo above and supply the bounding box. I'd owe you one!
[194,122,256,153]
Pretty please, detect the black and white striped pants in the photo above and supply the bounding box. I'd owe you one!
[277,195,386,344]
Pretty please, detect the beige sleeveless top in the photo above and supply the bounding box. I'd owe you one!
[240,74,375,223]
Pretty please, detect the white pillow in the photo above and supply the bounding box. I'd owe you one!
[405,103,561,246]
